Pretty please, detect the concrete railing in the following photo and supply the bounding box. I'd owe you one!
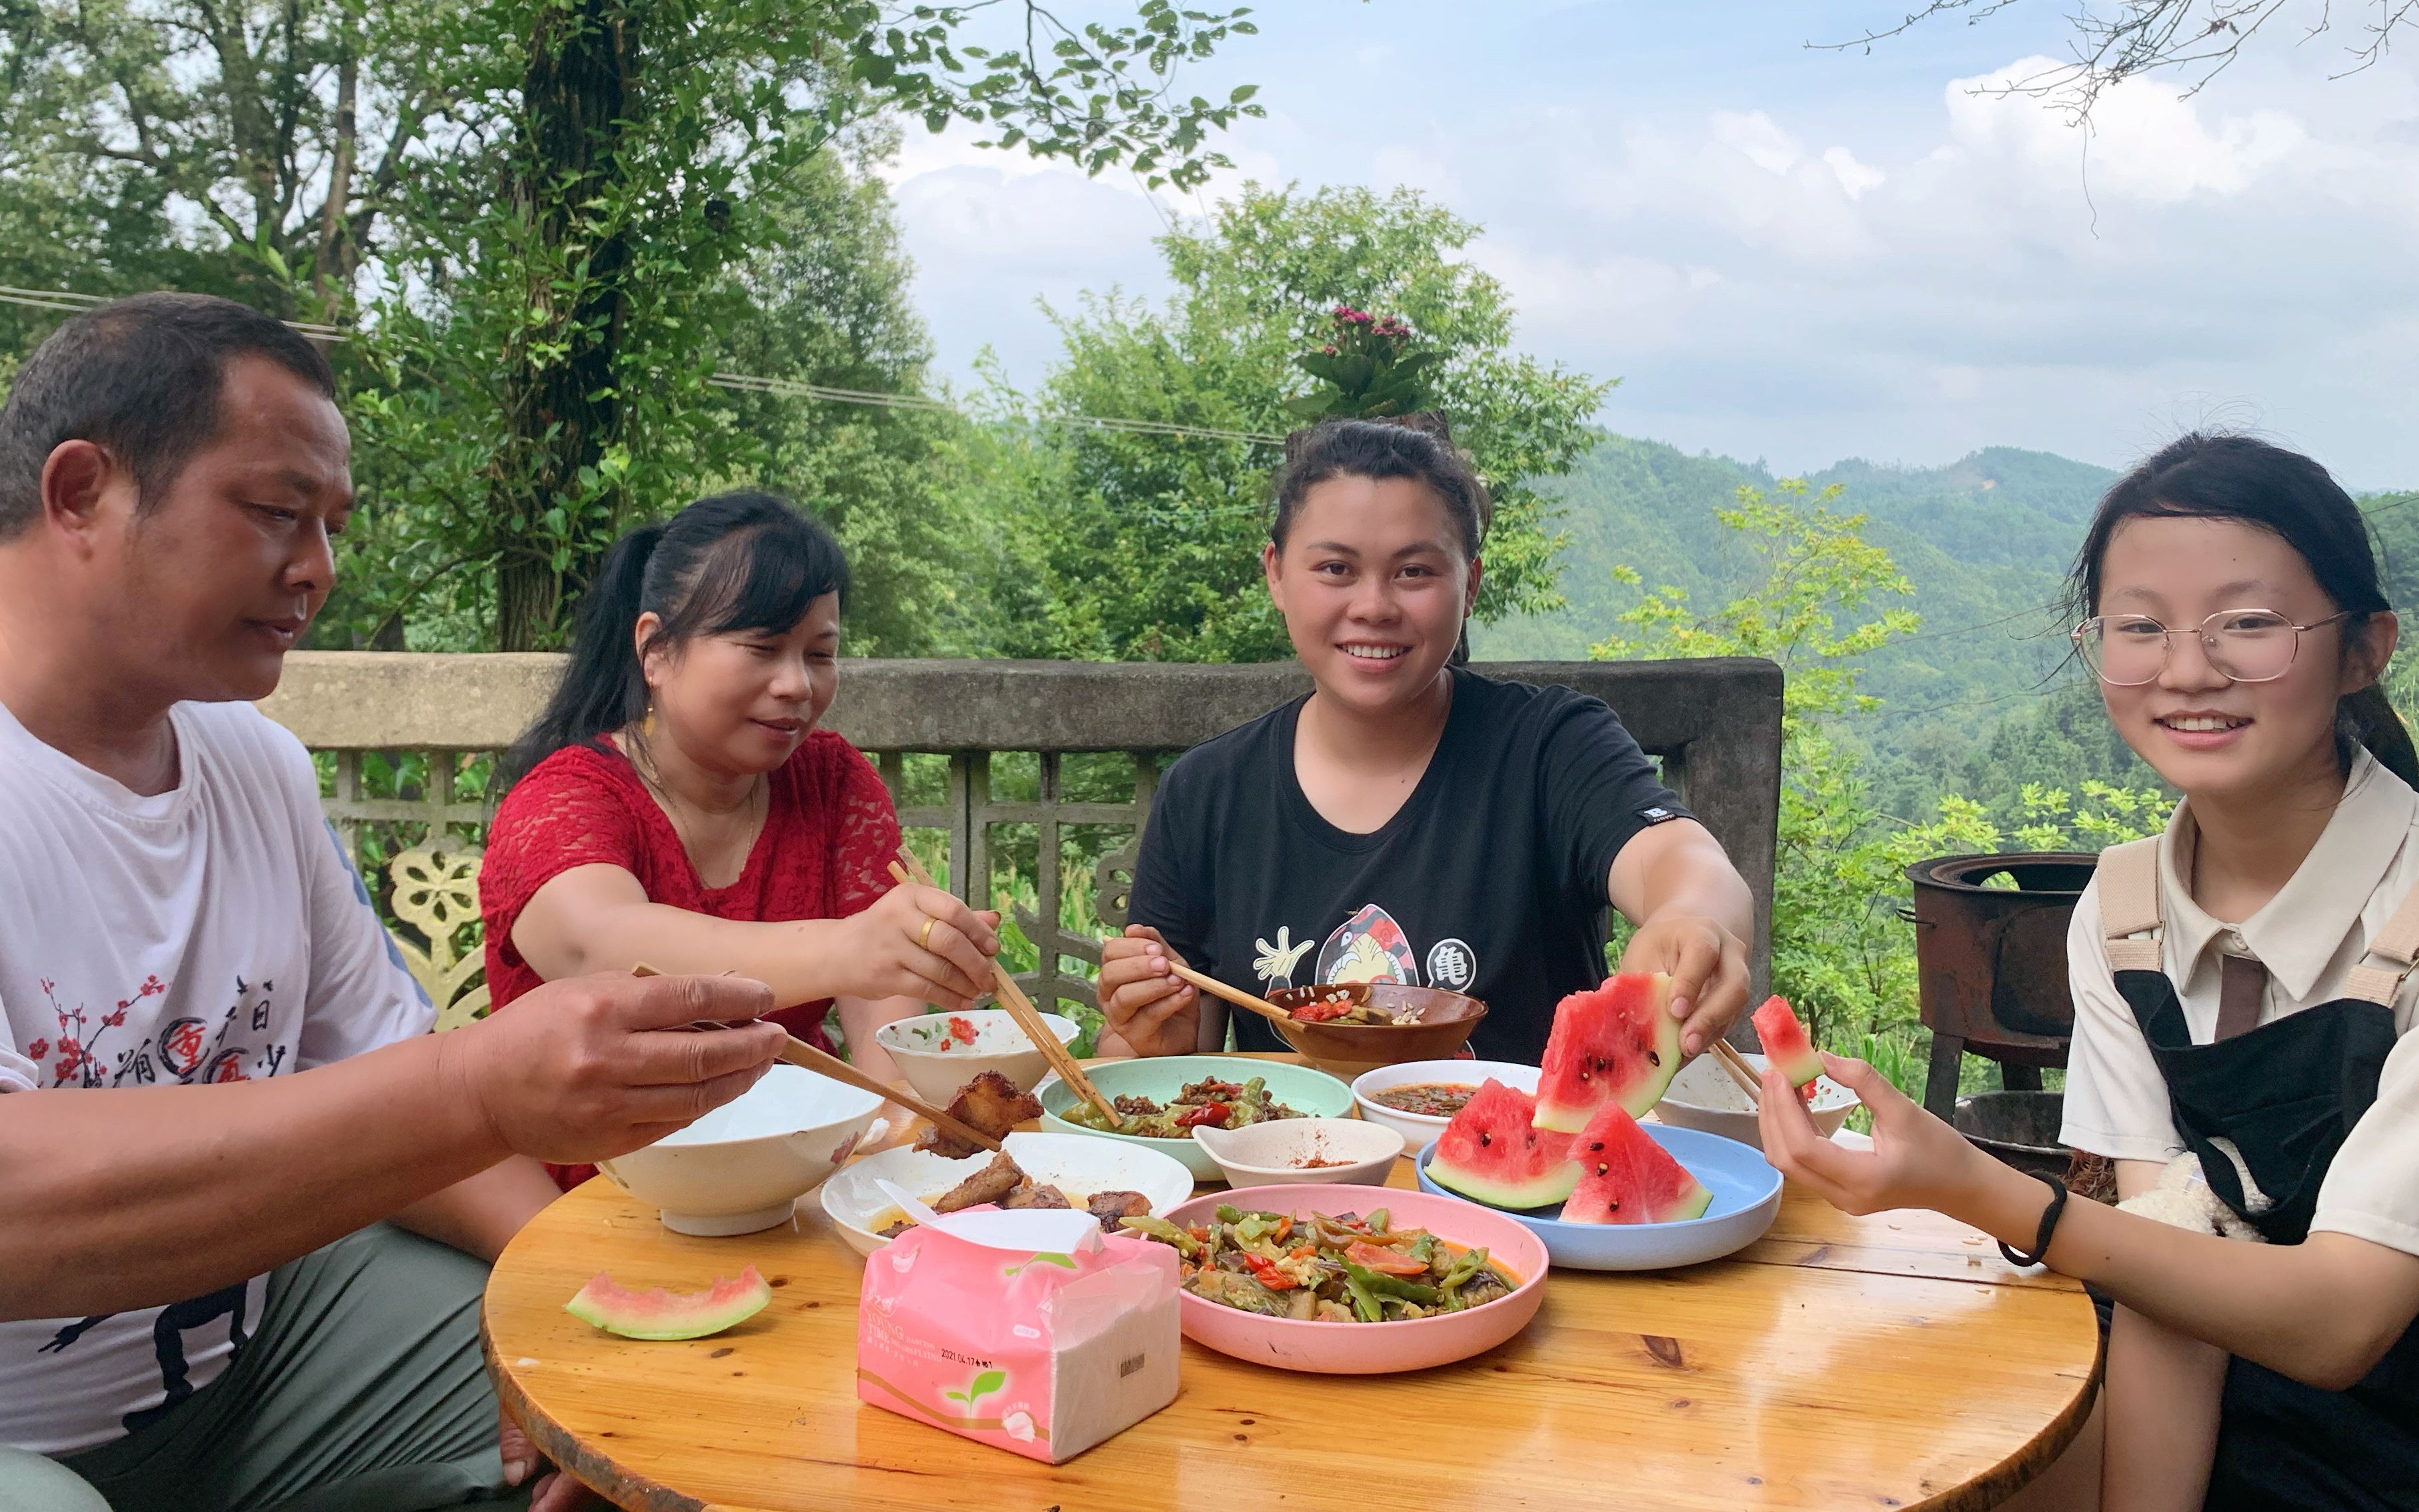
[259,653,1784,1016]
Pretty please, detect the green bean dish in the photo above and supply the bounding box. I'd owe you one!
[1118,1204,1519,1323]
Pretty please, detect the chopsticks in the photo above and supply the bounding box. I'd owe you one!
[629,962,1001,1154]
[1159,959,1295,1029]
[1708,1039,1765,1109]
[886,847,1124,1126]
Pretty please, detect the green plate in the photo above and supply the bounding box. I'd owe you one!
[1036,1055,1360,1181]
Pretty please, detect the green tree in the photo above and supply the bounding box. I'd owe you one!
[0,0,1264,647]
[967,182,1612,663]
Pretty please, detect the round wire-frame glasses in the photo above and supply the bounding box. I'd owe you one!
[2070,608,2354,687]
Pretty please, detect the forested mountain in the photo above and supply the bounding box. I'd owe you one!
[1478,434,2419,821]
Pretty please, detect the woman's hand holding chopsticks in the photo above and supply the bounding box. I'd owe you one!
[1097,925,1201,1057]
[839,882,1001,1014]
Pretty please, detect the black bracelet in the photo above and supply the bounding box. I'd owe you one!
[1998,1171,2069,1269]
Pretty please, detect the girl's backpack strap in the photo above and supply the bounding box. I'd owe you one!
[2344,869,2419,1006]
[2096,837,2165,974]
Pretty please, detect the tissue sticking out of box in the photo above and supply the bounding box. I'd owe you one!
[858,1179,1181,1463]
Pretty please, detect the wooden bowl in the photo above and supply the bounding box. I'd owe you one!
[1262,982,1488,1081]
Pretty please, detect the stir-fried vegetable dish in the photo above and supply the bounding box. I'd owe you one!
[1368,1081,1480,1117]
[1287,988,1418,1026]
[1119,1205,1516,1323]
[1061,1076,1301,1138]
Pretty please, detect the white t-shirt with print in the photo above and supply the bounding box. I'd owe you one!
[0,698,433,1456]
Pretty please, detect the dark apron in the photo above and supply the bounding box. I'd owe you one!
[2118,969,2419,1509]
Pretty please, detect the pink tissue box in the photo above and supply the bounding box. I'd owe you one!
[855,1202,1181,1463]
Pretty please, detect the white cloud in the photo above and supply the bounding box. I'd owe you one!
[883,13,2419,488]
[1822,146,1886,199]
[1714,109,1804,175]
[1941,55,2307,202]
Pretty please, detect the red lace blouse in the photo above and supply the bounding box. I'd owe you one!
[479,731,903,1189]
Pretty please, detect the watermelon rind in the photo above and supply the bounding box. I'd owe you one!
[1561,1104,1712,1227]
[1750,995,1825,1089]
[1534,974,1685,1134]
[1428,1079,1580,1209]
[566,1265,772,1340]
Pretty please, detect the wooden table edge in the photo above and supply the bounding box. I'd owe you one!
[1928,1336,2103,1512]
[485,1317,719,1512]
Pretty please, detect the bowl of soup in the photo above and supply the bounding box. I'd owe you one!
[1351,1059,1541,1153]
[1263,982,1488,1081]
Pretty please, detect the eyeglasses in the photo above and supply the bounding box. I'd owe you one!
[2070,608,2354,687]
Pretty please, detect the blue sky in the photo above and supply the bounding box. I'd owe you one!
[884,1,2419,489]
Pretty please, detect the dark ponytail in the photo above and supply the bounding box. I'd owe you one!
[2072,432,2419,790]
[1272,414,1490,664]
[501,491,849,786]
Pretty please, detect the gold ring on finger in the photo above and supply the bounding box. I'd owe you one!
[918,915,938,951]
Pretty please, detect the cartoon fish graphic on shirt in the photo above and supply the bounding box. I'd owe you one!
[1317,905,1418,986]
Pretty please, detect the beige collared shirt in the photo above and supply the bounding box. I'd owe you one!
[2062,749,2419,1257]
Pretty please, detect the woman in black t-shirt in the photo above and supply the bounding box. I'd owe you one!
[1098,417,1754,1065]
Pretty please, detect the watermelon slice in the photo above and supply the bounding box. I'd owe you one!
[1427,1079,1580,1209]
[1751,995,1824,1094]
[1562,1103,1712,1226]
[565,1265,772,1340]
[1533,973,1684,1133]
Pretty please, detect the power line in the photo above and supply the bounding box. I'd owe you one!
[0,285,349,341]
[0,283,1286,447]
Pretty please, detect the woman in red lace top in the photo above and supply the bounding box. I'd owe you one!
[480,493,1000,1188]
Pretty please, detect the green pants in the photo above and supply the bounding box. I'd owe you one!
[0,1224,522,1512]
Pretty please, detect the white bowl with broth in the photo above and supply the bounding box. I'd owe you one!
[1350,1060,1541,1153]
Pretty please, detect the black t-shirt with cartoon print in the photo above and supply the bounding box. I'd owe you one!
[1126,667,1691,1066]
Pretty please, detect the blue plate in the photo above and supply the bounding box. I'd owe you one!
[1415,1122,1782,1271]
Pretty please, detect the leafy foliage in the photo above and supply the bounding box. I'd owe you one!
[963,183,1613,663]
[1284,306,1443,423]
[0,0,1259,647]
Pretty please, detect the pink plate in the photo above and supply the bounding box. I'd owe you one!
[1161,1183,1550,1374]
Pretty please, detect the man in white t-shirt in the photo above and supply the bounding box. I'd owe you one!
[0,295,790,1511]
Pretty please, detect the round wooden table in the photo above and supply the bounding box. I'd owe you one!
[487,1115,2099,1511]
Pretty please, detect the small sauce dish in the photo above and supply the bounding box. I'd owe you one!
[1188,1117,1404,1187]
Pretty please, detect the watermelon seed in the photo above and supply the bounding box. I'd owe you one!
[1595,1163,1609,1176]
[1479,1131,1492,1147]
[1587,1140,1604,1151]
[1609,1199,1620,1211]
[1648,1051,1662,1067]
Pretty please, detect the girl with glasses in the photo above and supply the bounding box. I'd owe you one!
[1762,433,2419,1511]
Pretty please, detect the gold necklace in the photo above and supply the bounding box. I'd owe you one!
[627,729,767,857]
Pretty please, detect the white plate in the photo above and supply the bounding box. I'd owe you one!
[819,1131,1196,1256]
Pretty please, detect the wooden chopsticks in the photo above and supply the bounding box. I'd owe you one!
[1160,959,1294,1028]
[886,847,1124,1125]
[629,962,1001,1154]
[1708,1039,1765,1110]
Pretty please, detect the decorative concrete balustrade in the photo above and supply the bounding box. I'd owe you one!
[257,653,1783,1030]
